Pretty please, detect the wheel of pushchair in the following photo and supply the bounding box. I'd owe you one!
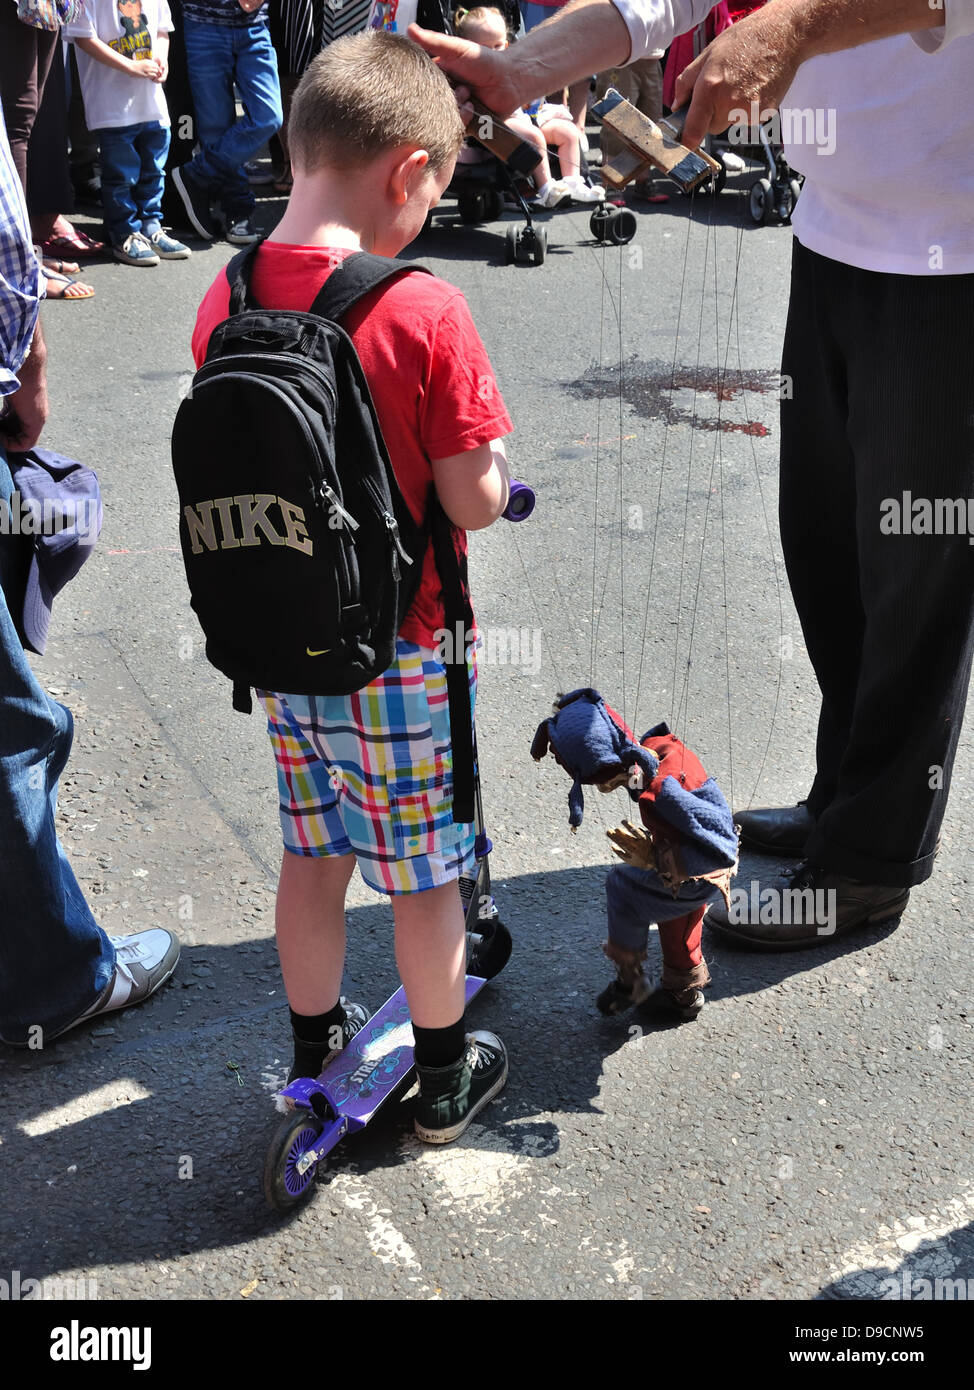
[749,177,773,225]
[711,158,727,195]
[525,223,547,265]
[505,222,519,264]
[458,190,485,224]
[780,177,802,225]
[590,205,614,242]
[481,187,502,222]
[607,207,637,245]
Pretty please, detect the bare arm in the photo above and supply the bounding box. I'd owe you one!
[677,0,948,148]
[431,439,510,531]
[412,0,949,139]
[74,35,163,81]
[410,0,634,118]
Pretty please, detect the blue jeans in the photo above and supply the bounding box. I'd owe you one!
[182,16,283,219]
[0,448,115,1046]
[97,120,170,246]
[604,863,719,953]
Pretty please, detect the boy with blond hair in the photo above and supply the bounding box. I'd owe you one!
[191,31,514,1143]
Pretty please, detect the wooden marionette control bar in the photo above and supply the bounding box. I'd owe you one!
[592,90,721,194]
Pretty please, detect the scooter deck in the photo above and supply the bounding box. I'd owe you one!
[279,974,488,1135]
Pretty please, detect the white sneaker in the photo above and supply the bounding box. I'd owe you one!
[720,150,747,172]
[538,179,572,209]
[53,928,181,1038]
[564,176,605,203]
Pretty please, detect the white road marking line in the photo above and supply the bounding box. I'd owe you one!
[330,1174,422,1272]
[400,1122,550,1216]
[19,1081,152,1137]
[827,1183,974,1297]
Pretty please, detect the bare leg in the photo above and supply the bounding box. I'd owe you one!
[274,851,354,1015]
[392,881,466,1030]
[542,118,580,180]
[506,114,553,190]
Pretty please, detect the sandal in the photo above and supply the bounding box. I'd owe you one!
[273,168,293,194]
[41,267,95,301]
[42,224,106,259]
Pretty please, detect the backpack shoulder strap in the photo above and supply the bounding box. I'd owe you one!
[309,251,432,324]
[225,240,265,315]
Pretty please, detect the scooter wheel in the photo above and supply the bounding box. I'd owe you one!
[468,918,513,981]
[263,1110,324,1212]
[590,205,613,242]
[505,223,519,264]
[608,207,637,245]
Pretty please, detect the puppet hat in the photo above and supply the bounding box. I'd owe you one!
[530,687,658,827]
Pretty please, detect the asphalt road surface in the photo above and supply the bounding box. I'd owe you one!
[2,168,972,1307]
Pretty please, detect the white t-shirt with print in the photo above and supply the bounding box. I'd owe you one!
[65,0,174,132]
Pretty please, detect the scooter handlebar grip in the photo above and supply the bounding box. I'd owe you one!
[503,480,536,522]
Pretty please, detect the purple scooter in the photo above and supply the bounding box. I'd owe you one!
[263,482,533,1212]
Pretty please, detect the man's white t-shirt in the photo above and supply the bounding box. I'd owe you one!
[611,0,974,275]
[65,0,174,132]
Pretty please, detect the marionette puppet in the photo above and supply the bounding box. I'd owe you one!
[531,689,739,1021]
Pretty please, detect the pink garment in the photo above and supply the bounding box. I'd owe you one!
[662,2,733,111]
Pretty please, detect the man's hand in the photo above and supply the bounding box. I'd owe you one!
[676,3,805,151]
[606,819,656,870]
[1,365,49,454]
[408,26,523,121]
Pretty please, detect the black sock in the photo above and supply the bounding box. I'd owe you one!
[289,1001,347,1080]
[413,1018,466,1069]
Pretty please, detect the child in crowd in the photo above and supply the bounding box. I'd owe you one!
[170,0,283,245]
[65,0,192,266]
[190,31,513,1143]
[454,6,604,208]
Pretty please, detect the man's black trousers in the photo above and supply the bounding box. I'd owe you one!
[780,238,974,887]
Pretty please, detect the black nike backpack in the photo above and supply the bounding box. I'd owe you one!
[171,243,476,821]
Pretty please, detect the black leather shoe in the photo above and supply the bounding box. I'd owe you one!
[706,861,910,951]
[734,801,815,854]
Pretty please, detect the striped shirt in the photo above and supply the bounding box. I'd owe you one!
[0,103,41,399]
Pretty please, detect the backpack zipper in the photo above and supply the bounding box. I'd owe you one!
[361,476,412,581]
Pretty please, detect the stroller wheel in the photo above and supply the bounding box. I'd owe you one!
[458,191,485,224]
[749,177,773,225]
[608,207,637,245]
[481,188,502,222]
[590,205,613,242]
[529,225,547,265]
[782,177,802,224]
[505,223,519,264]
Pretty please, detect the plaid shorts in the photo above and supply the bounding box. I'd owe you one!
[259,640,476,895]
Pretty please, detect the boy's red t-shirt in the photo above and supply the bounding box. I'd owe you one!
[191,242,513,649]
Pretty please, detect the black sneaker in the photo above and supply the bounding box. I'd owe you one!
[171,164,214,239]
[414,1029,508,1144]
[226,215,260,246]
[285,998,370,1087]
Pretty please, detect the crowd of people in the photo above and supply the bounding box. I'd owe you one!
[1,0,972,1152]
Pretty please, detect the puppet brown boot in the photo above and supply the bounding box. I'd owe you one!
[596,940,653,1015]
[643,959,712,1021]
